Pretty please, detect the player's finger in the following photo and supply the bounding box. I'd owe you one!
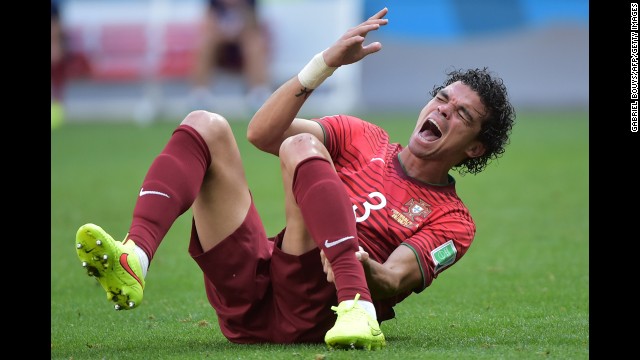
[345,22,386,39]
[340,35,366,49]
[324,260,334,282]
[361,42,383,55]
[367,7,388,21]
[355,246,370,262]
[350,20,386,36]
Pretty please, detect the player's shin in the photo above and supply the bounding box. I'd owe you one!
[291,156,372,303]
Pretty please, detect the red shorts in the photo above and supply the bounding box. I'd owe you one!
[188,200,337,343]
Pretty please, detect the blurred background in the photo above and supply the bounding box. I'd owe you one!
[51,0,589,124]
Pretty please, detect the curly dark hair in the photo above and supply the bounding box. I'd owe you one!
[430,67,516,175]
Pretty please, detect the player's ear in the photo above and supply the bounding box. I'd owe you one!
[466,141,485,158]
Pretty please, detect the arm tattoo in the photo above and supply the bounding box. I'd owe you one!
[295,87,314,99]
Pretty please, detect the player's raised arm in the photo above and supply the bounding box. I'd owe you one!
[247,8,389,156]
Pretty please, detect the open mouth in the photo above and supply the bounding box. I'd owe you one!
[418,118,442,142]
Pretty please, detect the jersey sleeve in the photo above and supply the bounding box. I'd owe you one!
[401,207,476,293]
[314,114,370,160]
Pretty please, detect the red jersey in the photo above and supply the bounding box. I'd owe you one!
[316,115,476,321]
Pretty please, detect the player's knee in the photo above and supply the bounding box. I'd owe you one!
[280,135,332,177]
[181,110,234,145]
[279,133,327,163]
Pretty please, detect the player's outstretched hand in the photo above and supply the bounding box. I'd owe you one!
[323,7,389,68]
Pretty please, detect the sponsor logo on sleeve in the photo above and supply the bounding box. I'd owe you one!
[431,240,457,274]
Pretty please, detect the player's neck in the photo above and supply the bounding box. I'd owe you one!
[397,152,450,186]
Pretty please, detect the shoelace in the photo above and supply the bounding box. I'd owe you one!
[331,293,362,316]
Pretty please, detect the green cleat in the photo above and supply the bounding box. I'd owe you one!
[325,293,386,350]
[51,101,65,130]
[75,223,145,311]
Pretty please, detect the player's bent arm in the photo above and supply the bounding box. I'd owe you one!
[247,76,324,156]
[248,8,388,155]
[361,245,423,300]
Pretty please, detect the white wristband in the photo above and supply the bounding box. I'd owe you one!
[297,52,338,89]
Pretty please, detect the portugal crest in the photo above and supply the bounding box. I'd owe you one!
[391,198,431,228]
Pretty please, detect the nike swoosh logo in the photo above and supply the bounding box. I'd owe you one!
[370,157,385,164]
[139,188,170,198]
[324,235,354,248]
[120,253,144,288]
[370,322,383,337]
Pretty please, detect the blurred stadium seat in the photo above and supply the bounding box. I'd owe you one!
[157,22,199,79]
[66,21,250,82]
[90,23,149,81]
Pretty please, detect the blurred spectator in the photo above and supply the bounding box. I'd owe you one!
[189,0,271,112]
[51,0,66,129]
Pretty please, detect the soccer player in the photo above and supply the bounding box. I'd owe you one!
[75,7,515,350]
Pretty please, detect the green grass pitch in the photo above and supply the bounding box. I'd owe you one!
[51,109,589,359]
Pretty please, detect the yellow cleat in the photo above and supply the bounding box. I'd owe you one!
[325,293,386,350]
[51,101,65,130]
[75,223,145,310]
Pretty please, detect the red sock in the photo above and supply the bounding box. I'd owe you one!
[292,157,371,303]
[127,125,211,262]
[51,61,66,102]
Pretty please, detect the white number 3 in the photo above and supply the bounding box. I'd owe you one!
[353,192,386,223]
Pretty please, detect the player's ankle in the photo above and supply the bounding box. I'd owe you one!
[133,245,149,278]
[342,298,377,320]
[357,300,377,320]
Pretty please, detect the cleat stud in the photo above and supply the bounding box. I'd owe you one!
[128,301,135,308]
[103,254,108,260]
[96,240,102,246]
[82,261,88,267]
[76,243,82,249]
[114,304,121,310]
